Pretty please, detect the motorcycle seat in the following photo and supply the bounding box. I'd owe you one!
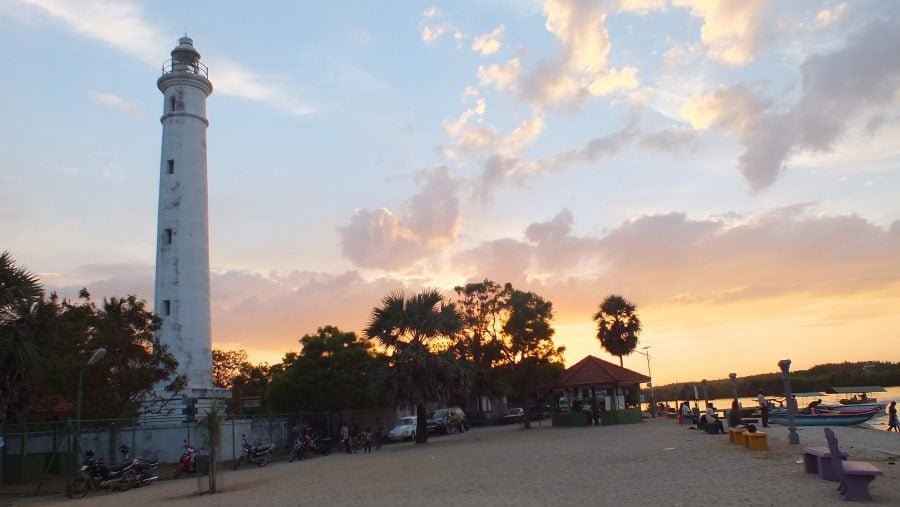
[110,461,133,472]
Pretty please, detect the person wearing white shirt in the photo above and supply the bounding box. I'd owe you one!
[758,389,769,428]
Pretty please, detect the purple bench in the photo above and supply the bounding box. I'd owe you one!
[802,445,849,482]
[824,428,883,502]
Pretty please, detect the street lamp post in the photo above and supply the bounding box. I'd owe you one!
[728,373,738,405]
[778,359,799,444]
[635,346,655,417]
[76,348,107,437]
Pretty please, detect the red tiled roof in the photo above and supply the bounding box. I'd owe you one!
[547,355,650,389]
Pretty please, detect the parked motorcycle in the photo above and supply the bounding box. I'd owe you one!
[173,440,205,479]
[288,435,308,462]
[308,433,332,456]
[288,428,332,462]
[68,446,158,498]
[233,434,273,469]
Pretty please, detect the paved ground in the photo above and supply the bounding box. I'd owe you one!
[13,418,900,506]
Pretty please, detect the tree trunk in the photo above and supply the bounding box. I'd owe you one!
[619,355,623,367]
[522,397,532,430]
[415,404,428,444]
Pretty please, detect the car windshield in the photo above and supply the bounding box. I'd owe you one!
[431,410,448,418]
[397,417,415,426]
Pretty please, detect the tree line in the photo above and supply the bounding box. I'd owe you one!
[651,361,900,402]
[3,250,647,443]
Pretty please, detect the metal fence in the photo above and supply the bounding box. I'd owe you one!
[0,406,404,496]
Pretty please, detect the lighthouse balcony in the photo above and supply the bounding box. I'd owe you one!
[162,59,208,78]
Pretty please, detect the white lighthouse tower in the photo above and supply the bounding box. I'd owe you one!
[154,37,214,398]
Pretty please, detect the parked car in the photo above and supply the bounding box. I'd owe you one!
[502,408,524,424]
[387,416,418,442]
[427,407,468,434]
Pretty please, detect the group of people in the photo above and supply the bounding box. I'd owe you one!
[678,400,726,434]
[339,418,384,454]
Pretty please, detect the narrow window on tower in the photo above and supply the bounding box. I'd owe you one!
[163,300,171,316]
[165,228,173,244]
[167,159,175,174]
[170,95,176,111]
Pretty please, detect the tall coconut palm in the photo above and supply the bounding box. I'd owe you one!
[365,289,469,444]
[0,251,44,422]
[593,294,641,367]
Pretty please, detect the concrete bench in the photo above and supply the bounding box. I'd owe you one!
[742,431,767,451]
[802,446,848,482]
[728,427,744,444]
[825,428,883,502]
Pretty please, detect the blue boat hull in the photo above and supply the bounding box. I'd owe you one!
[769,412,877,426]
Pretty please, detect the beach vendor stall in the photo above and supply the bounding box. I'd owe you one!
[541,355,650,426]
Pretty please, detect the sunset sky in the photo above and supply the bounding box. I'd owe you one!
[1,0,898,385]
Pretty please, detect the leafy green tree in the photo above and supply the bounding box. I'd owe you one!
[0,251,43,422]
[593,294,641,367]
[500,287,565,428]
[365,289,469,444]
[266,326,375,412]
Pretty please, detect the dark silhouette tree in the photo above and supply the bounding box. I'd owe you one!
[593,294,641,367]
[365,289,469,444]
[265,326,375,412]
[0,251,43,422]
[500,286,565,429]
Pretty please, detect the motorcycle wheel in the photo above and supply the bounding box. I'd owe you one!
[233,459,240,471]
[118,471,136,491]
[68,477,89,498]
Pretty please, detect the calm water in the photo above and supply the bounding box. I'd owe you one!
[665,385,900,431]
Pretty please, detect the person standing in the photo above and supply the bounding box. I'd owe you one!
[348,419,360,453]
[340,422,350,454]
[888,401,898,432]
[374,417,384,450]
[680,401,692,427]
[363,428,373,453]
[758,389,769,428]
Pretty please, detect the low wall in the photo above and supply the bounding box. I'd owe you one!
[600,408,643,425]
[552,411,593,427]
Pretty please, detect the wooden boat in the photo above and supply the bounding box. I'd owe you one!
[769,407,880,426]
[825,386,886,405]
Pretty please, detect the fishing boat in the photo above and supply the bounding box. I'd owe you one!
[818,402,886,413]
[769,407,880,426]
[825,386,886,405]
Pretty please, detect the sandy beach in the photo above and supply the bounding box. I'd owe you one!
[16,418,900,507]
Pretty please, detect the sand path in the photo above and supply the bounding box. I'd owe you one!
[22,418,900,506]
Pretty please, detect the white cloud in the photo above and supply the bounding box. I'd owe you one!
[672,0,773,66]
[461,86,480,102]
[680,15,900,191]
[211,58,317,115]
[515,0,641,109]
[90,92,140,115]
[472,25,505,55]
[423,6,440,18]
[338,166,461,271]
[815,3,847,29]
[614,0,667,15]
[13,0,316,116]
[420,24,448,43]
[477,58,521,90]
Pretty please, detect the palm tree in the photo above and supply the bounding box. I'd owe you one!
[0,251,43,422]
[593,294,641,367]
[365,289,469,444]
